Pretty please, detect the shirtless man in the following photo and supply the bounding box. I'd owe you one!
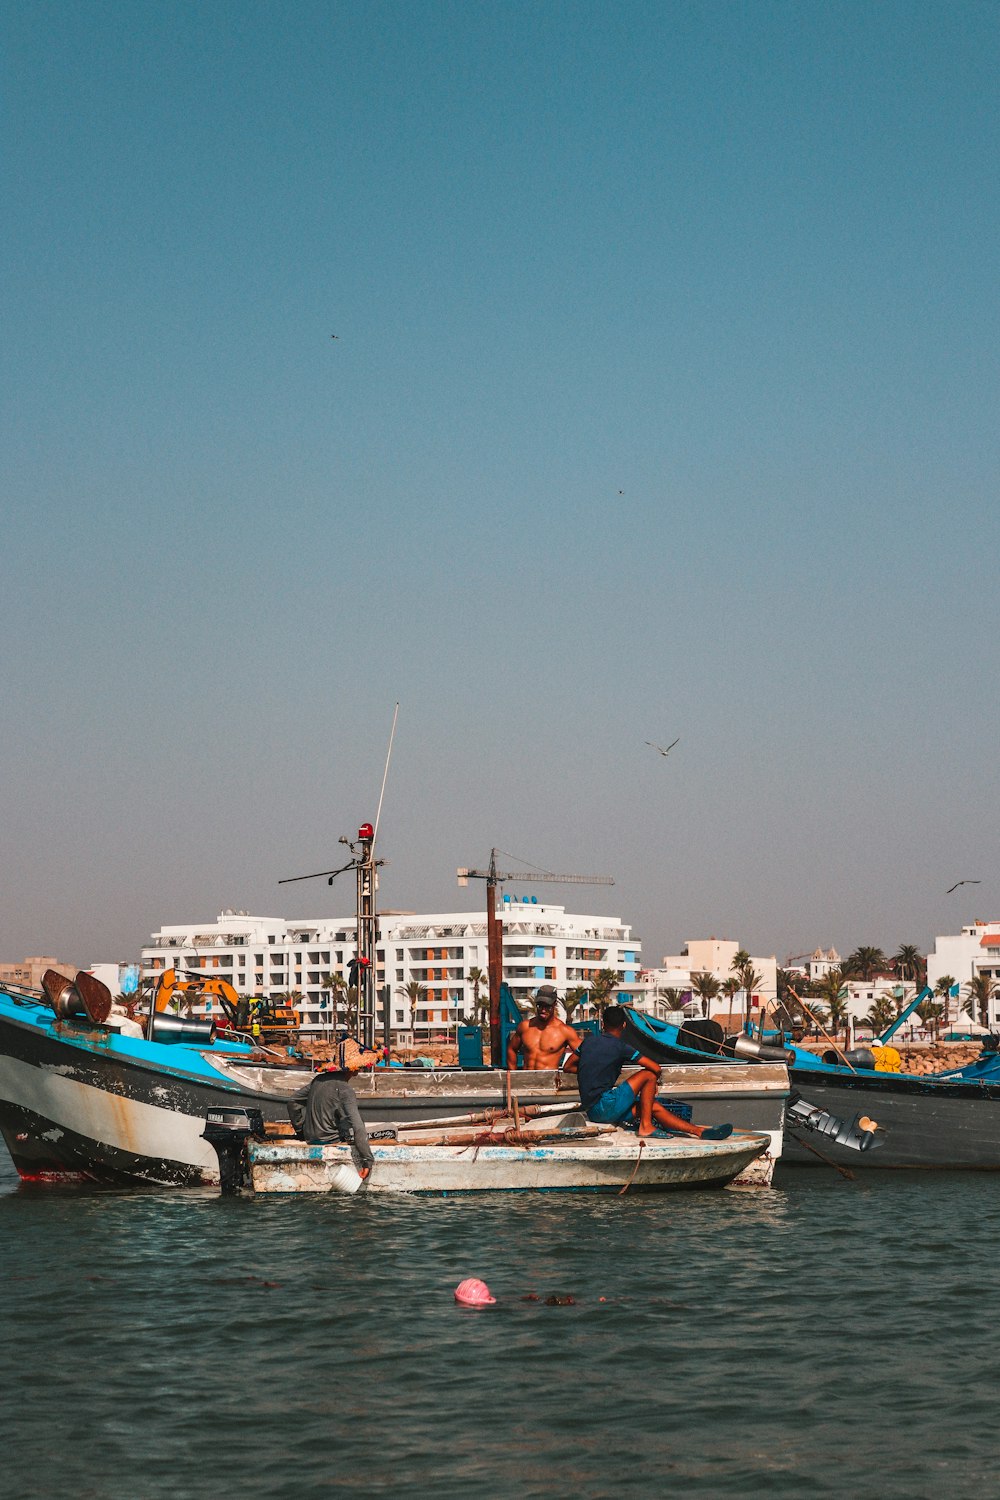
[506,985,581,1071]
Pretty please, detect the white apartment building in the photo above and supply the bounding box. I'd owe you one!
[927,920,1000,1026]
[141,899,642,1036]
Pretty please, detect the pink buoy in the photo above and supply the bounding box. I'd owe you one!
[454,1278,496,1307]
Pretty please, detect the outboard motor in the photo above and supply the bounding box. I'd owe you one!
[821,1046,876,1070]
[725,1033,796,1065]
[786,1091,881,1152]
[202,1107,264,1194]
[149,1014,217,1045]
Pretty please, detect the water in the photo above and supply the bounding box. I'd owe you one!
[3,1153,999,1499]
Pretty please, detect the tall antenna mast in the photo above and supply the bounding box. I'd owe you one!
[373,702,399,847]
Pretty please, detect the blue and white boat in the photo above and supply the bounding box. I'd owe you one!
[0,980,790,1187]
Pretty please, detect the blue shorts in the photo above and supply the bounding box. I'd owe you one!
[586,1079,638,1125]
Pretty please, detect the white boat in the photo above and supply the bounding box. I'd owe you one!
[243,1122,771,1195]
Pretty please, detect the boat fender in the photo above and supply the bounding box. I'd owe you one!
[149,1014,218,1046]
[821,1047,876,1070]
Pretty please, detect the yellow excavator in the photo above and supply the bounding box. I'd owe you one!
[155,969,300,1044]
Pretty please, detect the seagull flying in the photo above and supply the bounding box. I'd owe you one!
[946,879,982,894]
[330,334,339,340]
[646,737,680,758]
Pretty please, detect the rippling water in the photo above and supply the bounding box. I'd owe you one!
[3,1151,998,1498]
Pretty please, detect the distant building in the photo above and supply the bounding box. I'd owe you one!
[0,956,75,991]
[927,920,1000,1027]
[641,937,777,1022]
[140,900,642,1036]
[785,947,842,984]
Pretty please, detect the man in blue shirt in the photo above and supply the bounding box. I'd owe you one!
[573,1006,732,1139]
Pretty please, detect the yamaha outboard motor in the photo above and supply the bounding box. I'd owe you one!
[786,1091,880,1152]
[202,1107,264,1194]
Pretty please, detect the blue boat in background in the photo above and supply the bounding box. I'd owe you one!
[622,1008,1000,1169]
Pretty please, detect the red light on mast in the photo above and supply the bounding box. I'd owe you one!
[358,822,374,840]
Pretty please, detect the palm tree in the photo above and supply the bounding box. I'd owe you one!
[563,985,588,1023]
[730,953,762,1029]
[965,974,999,1030]
[934,975,956,1033]
[916,997,944,1040]
[588,969,623,1017]
[844,947,888,982]
[813,968,850,1045]
[865,996,896,1037]
[717,976,739,1023]
[324,972,348,1030]
[659,986,686,1016]
[776,968,798,1005]
[690,971,721,1019]
[399,980,427,1041]
[893,945,924,985]
[466,966,486,1023]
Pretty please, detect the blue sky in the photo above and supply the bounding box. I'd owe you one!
[3,0,998,967]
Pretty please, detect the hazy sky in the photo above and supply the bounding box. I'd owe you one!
[3,1,998,969]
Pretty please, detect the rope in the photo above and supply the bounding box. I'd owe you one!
[618,1138,646,1195]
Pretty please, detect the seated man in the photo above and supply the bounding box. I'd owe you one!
[506,985,581,1071]
[576,1006,733,1140]
[288,1033,380,1179]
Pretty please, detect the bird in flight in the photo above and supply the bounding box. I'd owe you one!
[946,879,981,894]
[646,737,679,757]
[330,334,339,340]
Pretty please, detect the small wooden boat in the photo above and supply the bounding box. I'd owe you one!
[241,1119,771,1195]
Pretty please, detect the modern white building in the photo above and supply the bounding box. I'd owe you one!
[141,899,642,1037]
[927,920,1000,1026]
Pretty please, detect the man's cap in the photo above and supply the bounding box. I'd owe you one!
[535,985,559,1005]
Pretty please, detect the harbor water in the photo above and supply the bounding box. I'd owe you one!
[3,1152,999,1499]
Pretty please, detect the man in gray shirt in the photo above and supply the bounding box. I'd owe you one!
[288,1037,379,1178]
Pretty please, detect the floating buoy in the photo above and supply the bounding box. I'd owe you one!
[454,1278,496,1307]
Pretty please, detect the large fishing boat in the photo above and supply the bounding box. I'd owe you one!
[0,979,790,1187]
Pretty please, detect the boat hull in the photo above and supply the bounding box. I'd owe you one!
[246,1132,771,1195]
[622,1008,1000,1170]
[0,996,297,1185]
[0,990,786,1187]
[781,1071,1000,1169]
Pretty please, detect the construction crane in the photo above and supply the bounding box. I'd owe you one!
[457,850,614,1064]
